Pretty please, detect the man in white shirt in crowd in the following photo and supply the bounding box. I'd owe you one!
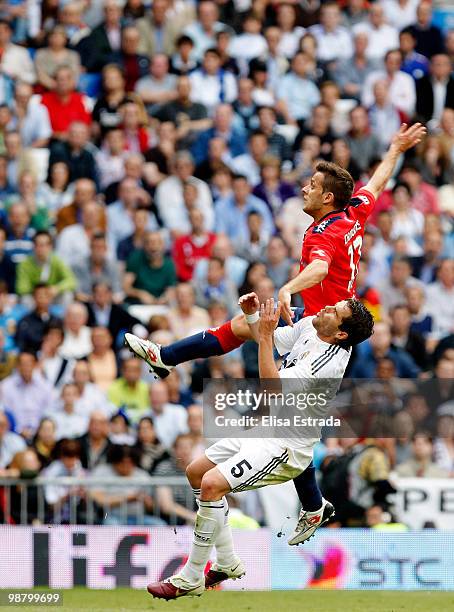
[47,383,88,440]
[189,48,238,115]
[10,82,52,148]
[155,151,214,233]
[148,380,188,448]
[353,3,399,61]
[362,49,416,117]
[309,2,353,64]
[426,259,454,340]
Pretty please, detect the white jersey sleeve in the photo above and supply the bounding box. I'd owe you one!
[278,344,350,386]
[273,316,315,356]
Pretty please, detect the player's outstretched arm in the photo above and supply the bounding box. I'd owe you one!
[278,259,329,326]
[364,123,427,199]
[258,299,281,380]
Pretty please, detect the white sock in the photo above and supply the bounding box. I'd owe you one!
[191,490,236,569]
[213,497,236,568]
[180,500,224,584]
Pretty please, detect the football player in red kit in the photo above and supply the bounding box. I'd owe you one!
[125,122,426,373]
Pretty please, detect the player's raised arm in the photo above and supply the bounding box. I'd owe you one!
[258,299,282,380]
[364,123,427,199]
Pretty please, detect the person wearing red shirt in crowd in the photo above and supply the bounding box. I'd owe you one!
[41,66,91,140]
[172,207,216,282]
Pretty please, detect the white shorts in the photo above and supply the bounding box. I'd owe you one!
[205,438,313,493]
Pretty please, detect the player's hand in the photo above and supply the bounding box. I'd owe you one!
[391,123,427,154]
[258,299,281,337]
[278,287,294,327]
[238,292,260,315]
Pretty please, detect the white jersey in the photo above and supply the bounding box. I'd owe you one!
[274,315,351,382]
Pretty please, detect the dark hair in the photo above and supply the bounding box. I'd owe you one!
[392,180,411,196]
[337,298,374,349]
[315,161,354,209]
[400,27,416,40]
[176,34,194,47]
[57,438,81,458]
[33,230,52,244]
[107,444,139,465]
[204,47,220,58]
[412,431,433,444]
[33,282,50,294]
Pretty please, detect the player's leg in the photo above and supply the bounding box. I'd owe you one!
[289,463,335,546]
[147,440,245,600]
[125,314,252,378]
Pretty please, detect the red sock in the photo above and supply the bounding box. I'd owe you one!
[206,321,245,353]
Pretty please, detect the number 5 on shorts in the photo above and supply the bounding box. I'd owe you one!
[231,459,252,478]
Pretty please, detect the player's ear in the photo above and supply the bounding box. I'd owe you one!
[323,191,334,206]
[335,330,348,343]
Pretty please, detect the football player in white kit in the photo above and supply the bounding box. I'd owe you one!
[146,295,373,600]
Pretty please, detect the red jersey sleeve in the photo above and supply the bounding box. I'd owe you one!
[347,188,376,226]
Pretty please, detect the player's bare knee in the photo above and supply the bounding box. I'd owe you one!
[200,469,228,501]
[231,314,252,341]
[186,459,205,488]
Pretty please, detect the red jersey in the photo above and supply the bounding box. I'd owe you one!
[41,92,91,133]
[299,188,376,315]
[172,232,217,281]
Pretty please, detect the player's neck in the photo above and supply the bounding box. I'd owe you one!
[315,332,336,345]
[311,207,338,223]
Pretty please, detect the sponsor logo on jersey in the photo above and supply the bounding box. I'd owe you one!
[312,248,327,258]
[344,220,361,244]
[350,193,370,207]
[312,216,342,234]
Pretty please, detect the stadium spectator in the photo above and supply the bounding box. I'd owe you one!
[415,54,454,126]
[350,320,420,378]
[426,259,454,340]
[86,282,142,347]
[77,410,112,471]
[395,432,449,477]
[37,162,74,219]
[15,284,61,352]
[60,302,92,360]
[0,409,26,471]
[89,444,163,526]
[155,151,214,233]
[124,230,176,305]
[11,82,52,148]
[76,0,122,73]
[148,381,188,448]
[34,25,80,90]
[155,434,197,524]
[0,227,16,292]
[48,382,88,440]
[390,304,428,370]
[39,323,75,390]
[189,48,237,115]
[194,256,239,316]
[73,233,122,302]
[399,27,430,80]
[57,201,106,268]
[353,4,399,61]
[1,351,55,440]
[87,327,117,392]
[136,0,189,58]
[16,231,76,300]
[49,121,98,185]
[135,53,177,117]
[192,103,246,166]
[408,2,444,59]
[55,178,97,233]
[362,49,416,117]
[31,418,57,469]
[310,2,353,64]
[378,256,422,312]
[135,416,170,474]
[0,19,35,83]
[41,438,86,523]
[168,283,210,340]
[41,66,91,140]
[172,208,216,282]
[276,52,321,124]
[107,357,149,418]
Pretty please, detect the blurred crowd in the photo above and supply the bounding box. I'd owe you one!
[0,0,453,526]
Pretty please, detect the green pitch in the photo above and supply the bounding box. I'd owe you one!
[2,589,454,612]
